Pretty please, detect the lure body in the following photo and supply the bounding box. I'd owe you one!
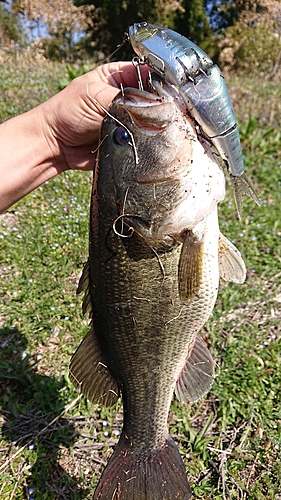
[128,22,259,217]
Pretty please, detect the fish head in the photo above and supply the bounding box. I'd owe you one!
[98,85,194,241]
[98,82,225,245]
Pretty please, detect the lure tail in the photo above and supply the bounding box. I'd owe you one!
[93,433,192,500]
[232,172,260,220]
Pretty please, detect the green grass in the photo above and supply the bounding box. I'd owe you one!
[0,53,281,499]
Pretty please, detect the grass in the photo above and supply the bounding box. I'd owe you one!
[0,51,281,499]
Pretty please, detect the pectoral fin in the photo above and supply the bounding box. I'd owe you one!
[178,231,204,303]
[69,326,120,407]
[218,232,246,284]
[175,335,215,404]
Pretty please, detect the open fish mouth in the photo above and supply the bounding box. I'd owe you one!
[109,86,194,184]
[112,87,178,132]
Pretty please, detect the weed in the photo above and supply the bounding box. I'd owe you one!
[58,62,92,90]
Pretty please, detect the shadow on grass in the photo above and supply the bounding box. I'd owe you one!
[0,326,89,500]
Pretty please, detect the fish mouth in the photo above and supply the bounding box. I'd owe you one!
[110,87,192,184]
[113,88,176,132]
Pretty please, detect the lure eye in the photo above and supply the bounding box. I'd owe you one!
[113,126,130,146]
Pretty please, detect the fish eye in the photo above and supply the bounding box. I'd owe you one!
[113,126,130,146]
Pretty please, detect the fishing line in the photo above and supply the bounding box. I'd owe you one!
[86,82,139,165]
[118,186,130,236]
[112,213,151,238]
[149,245,166,280]
[98,33,129,64]
[165,307,184,326]
[69,70,126,140]
[90,134,108,155]
[185,359,215,379]
[112,214,134,238]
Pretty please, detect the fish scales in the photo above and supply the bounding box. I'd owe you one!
[70,81,246,499]
[90,220,217,449]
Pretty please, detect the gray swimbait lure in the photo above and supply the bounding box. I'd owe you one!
[128,22,260,218]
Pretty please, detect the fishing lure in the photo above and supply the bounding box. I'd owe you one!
[127,22,259,218]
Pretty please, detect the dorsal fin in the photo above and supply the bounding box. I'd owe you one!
[69,326,120,407]
[178,231,204,303]
[218,232,246,284]
[77,260,93,317]
[175,335,215,404]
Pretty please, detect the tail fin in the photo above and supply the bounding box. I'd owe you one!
[93,433,192,500]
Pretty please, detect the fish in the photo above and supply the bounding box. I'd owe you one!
[127,21,260,219]
[69,78,246,499]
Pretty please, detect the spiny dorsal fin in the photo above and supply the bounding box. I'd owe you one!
[178,231,204,303]
[218,232,246,284]
[69,326,120,407]
[175,335,215,404]
[77,260,93,317]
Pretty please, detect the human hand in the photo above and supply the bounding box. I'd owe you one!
[42,62,148,173]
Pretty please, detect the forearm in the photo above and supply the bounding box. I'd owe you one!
[0,107,59,213]
[0,62,145,213]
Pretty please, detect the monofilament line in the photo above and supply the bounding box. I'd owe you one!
[86,83,139,165]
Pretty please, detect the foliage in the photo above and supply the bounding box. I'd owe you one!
[217,0,281,77]
[6,0,95,59]
[0,58,281,498]
[204,0,278,30]
[205,0,248,29]
[2,0,281,76]
[58,62,92,90]
[0,2,23,46]
[74,0,186,59]
[0,49,66,122]
[73,0,217,60]
[174,0,213,47]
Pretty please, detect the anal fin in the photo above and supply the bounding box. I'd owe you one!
[175,335,215,404]
[69,326,120,407]
[218,232,246,284]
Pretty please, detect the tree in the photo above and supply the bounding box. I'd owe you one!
[203,0,241,29]
[204,0,281,30]
[0,1,23,47]
[8,0,95,58]
[217,0,281,77]
[174,0,213,46]
[75,0,188,58]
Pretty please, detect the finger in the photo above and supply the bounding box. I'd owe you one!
[97,61,150,89]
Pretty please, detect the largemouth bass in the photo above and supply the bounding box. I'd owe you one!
[70,81,246,499]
